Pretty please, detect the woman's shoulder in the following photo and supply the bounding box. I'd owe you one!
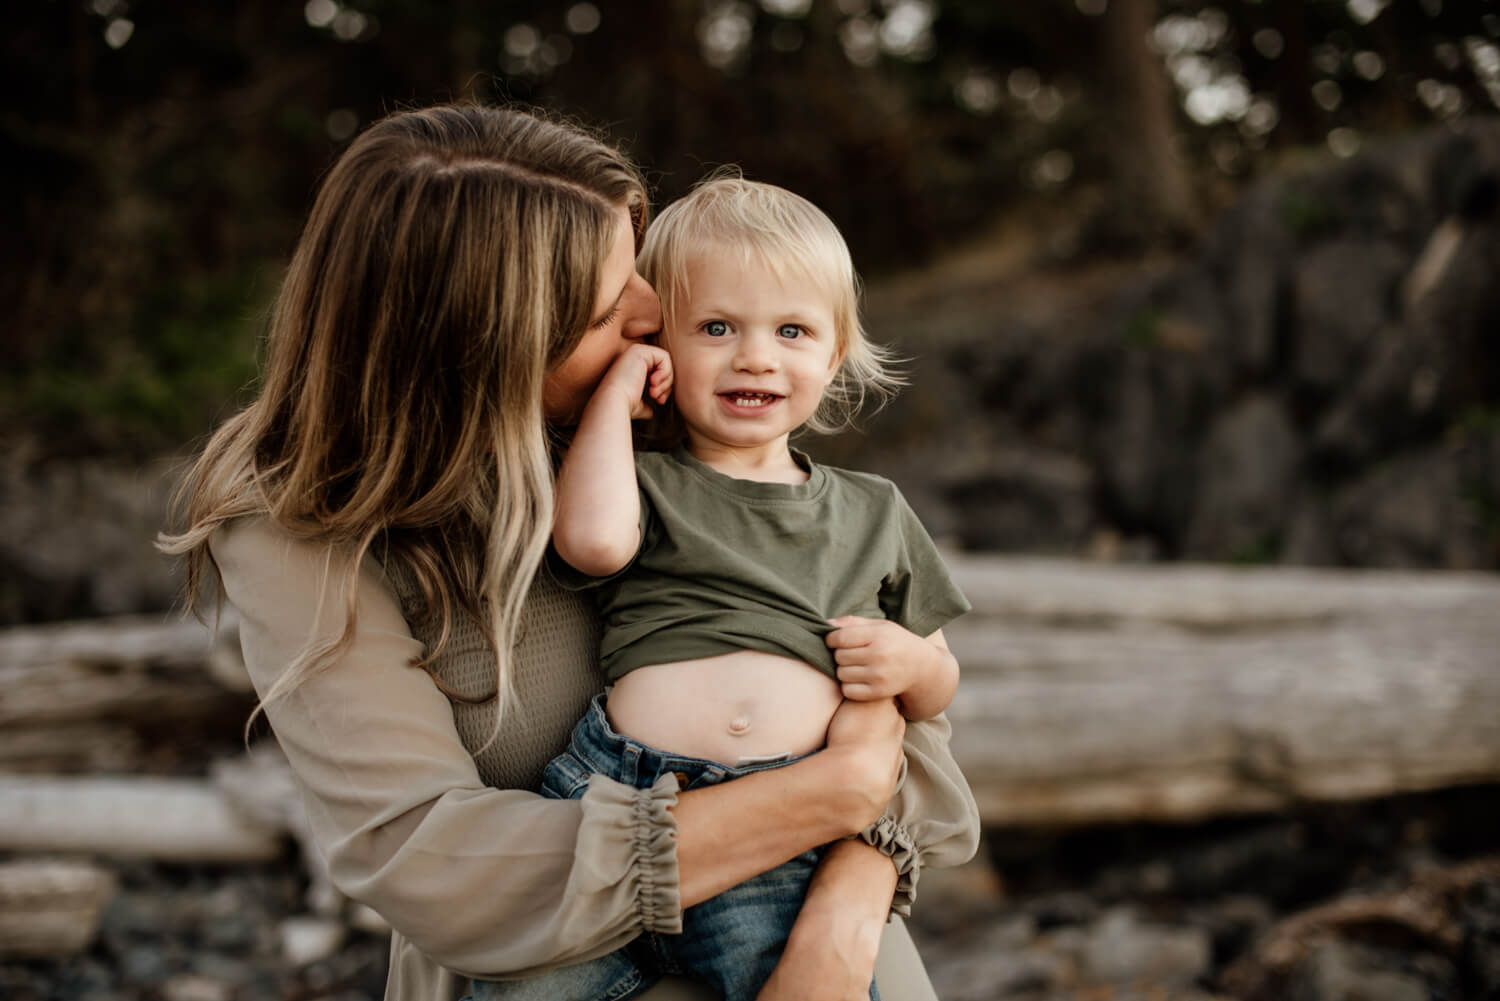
[211,516,399,603]
[210,515,328,581]
[210,516,411,624]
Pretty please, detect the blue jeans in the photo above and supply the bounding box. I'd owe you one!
[465,694,879,1001]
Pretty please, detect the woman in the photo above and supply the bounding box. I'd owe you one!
[163,104,978,1001]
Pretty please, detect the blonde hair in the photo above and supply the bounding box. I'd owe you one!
[637,172,902,435]
[160,103,647,733]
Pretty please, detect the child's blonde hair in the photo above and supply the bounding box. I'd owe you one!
[638,172,902,434]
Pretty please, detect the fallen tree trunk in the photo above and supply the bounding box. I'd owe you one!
[0,613,254,772]
[1,561,1496,832]
[0,612,250,726]
[943,558,1500,827]
[0,775,284,861]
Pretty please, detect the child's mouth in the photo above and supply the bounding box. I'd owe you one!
[720,392,781,409]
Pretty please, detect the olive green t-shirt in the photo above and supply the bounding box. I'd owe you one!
[554,446,971,682]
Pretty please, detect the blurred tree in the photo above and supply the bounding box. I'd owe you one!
[6,0,1500,455]
[1098,0,1199,243]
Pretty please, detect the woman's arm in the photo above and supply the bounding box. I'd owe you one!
[863,709,980,915]
[673,697,905,907]
[553,344,671,576]
[212,517,902,981]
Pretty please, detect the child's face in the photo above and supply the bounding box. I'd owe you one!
[663,248,842,457]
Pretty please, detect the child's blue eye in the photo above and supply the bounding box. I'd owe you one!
[777,324,804,339]
[704,321,728,337]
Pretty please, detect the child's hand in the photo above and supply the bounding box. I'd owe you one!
[595,343,673,420]
[825,616,959,720]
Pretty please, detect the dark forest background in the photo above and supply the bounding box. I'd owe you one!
[5,0,1495,454]
[4,1,1500,603]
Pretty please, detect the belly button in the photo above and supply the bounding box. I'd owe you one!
[728,716,751,736]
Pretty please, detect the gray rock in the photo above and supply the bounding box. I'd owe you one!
[1330,446,1490,568]
[161,974,233,1001]
[1290,240,1409,405]
[1080,907,1212,987]
[1184,394,1302,561]
[1289,941,1429,1001]
[1204,179,1295,379]
[0,455,181,625]
[944,446,1095,552]
[927,946,1068,1001]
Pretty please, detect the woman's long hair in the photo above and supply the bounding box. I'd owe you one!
[161,104,647,731]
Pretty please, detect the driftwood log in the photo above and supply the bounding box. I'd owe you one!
[0,558,1496,851]
[0,612,252,773]
[944,558,1500,828]
[0,775,285,861]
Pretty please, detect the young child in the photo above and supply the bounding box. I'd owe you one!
[471,177,972,1001]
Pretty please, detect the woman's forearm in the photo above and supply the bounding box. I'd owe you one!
[672,699,904,908]
[671,747,874,907]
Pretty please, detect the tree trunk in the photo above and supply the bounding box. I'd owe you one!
[1096,0,1197,243]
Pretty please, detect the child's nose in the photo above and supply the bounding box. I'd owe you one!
[733,332,776,372]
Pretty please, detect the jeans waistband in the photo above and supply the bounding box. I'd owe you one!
[570,693,806,787]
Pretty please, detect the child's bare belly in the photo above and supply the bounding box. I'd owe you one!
[605,650,844,765]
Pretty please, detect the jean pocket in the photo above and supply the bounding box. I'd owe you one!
[540,752,595,800]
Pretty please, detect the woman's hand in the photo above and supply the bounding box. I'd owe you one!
[822,696,906,831]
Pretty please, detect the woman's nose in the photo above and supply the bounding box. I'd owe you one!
[621,273,662,341]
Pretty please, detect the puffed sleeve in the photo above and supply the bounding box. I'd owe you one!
[858,711,980,917]
[210,518,682,980]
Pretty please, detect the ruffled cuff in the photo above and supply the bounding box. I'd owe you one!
[856,813,921,918]
[579,772,684,935]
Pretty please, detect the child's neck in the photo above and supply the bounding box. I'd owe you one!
[684,435,808,485]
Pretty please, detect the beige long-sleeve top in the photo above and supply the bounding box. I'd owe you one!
[211,516,980,1001]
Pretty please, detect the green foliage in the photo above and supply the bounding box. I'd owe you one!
[1229,531,1283,566]
[1125,308,1163,348]
[2,268,269,457]
[1454,405,1500,435]
[7,0,1498,458]
[1279,185,1346,242]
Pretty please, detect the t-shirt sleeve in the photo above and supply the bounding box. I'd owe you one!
[879,487,972,638]
[546,482,655,592]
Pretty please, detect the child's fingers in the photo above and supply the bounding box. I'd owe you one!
[647,358,673,403]
[840,681,884,701]
[839,662,896,686]
[652,370,673,403]
[833,646,873,667]
[825,623,875,649]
